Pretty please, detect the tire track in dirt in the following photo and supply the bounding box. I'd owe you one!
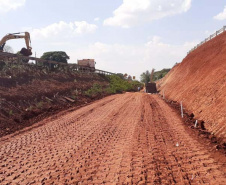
[0,93,225,184]
[0,94,134,184]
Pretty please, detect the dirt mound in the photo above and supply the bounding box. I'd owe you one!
[157,31,226,141]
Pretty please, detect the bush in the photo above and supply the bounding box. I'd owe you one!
[105,75,143,94]
[85,83,102,97]
[85,76,143,98]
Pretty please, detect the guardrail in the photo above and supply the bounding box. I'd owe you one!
[0,52,115,75]
[187,25,226,55]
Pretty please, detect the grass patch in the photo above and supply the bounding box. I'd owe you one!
[9,110,13,116]
[36,101,44,108]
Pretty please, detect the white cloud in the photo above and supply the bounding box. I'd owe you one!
[0,0,26,13]
[94,17,100,21]
[104,0,192,28]
[74,21,98,34]
[31,21,98,40]
[214,6,226,20]
[68,36,197,79]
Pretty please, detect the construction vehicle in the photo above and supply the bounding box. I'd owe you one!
[0,32,32,57]
[145,68,157,93]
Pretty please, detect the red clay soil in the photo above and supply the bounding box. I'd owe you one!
[157,31,226,142]
[0,65,110,137]
[0,93,225,184]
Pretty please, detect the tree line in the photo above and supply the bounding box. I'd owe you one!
[140,68,170,83]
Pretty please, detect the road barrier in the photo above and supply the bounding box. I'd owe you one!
[187,25,226,55]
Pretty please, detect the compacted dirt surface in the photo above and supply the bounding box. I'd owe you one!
[0,93,225,184]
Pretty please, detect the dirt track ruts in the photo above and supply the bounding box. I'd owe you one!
[0,93,225,184]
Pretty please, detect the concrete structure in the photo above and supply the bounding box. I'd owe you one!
[77,59,95,69]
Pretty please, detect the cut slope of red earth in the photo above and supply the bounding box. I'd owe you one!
[157,31,226,141]
[0,65,110,137]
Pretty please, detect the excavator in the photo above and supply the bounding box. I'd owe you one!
[0,32,32,57]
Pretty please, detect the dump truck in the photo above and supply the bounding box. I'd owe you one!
[145,68,157,93]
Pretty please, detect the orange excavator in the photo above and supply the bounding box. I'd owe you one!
[0,32,32,56]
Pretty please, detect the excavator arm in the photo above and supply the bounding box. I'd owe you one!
[0,32,32,56]
[150,68,155,83]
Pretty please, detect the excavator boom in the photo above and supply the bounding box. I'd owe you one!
[150,68,155,83]
[0,32,32,56]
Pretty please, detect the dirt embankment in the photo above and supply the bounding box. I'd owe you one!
[0,65,110,137]
[157,31,226,141]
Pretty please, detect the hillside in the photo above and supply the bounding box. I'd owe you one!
[0,63,142,137]
[157,31,226,141]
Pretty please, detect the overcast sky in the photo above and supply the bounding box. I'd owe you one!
[0,0,225,79]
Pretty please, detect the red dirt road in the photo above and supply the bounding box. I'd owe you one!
[0,93,225,184]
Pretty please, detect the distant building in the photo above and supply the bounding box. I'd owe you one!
[77,59,96,69]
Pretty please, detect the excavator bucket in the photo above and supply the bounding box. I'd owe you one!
[20,48,32,56]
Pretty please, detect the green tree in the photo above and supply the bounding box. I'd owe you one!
[152,68,171,81]
[41,51,70,64]
[140,70,150,84]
